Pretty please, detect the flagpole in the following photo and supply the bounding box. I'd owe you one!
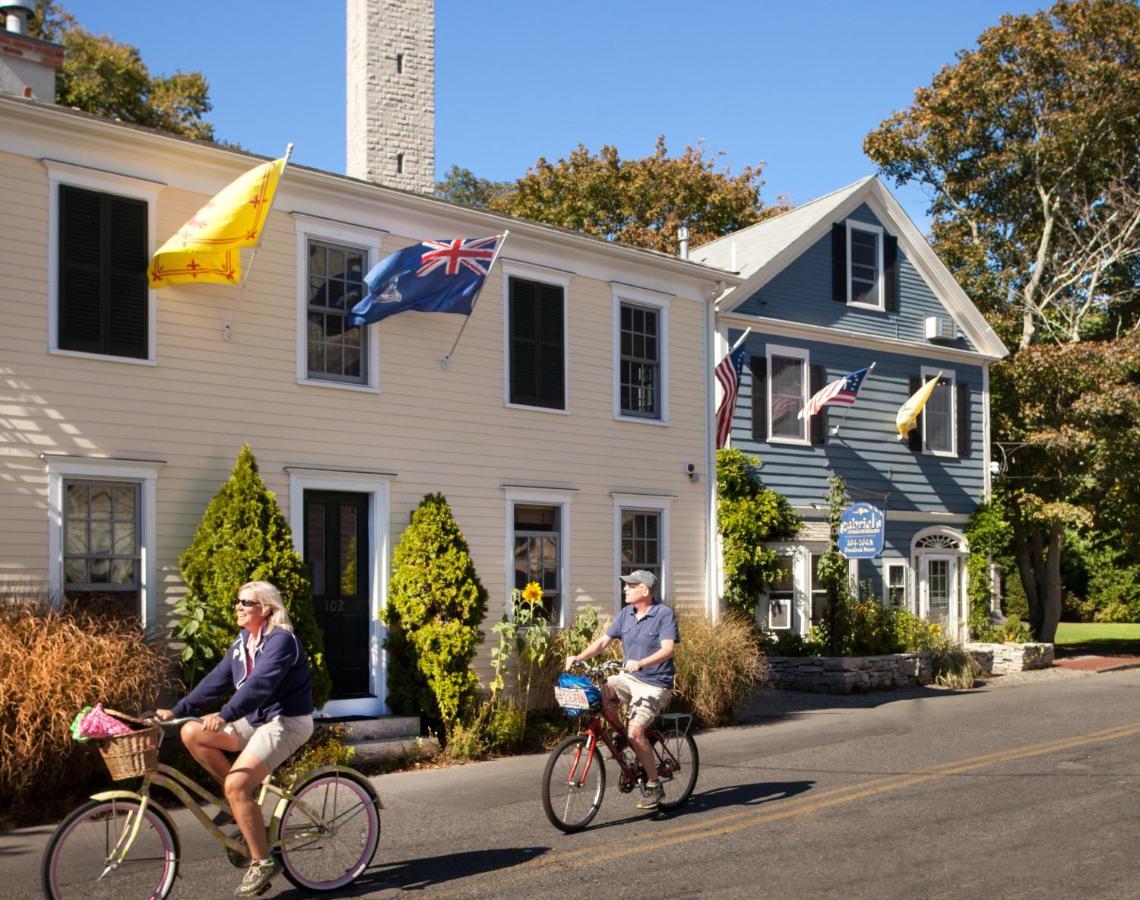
[728,328,752,354]
[441,230,510,369]
[223,143,295,342]
[830,361,875,436]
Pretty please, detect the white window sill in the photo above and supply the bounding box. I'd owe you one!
[614,414,670,427]
[297,377,381,394]
[49,348,156,366]
[767,435,810,447]
[847,300,885,312]
[924,447,956,458]
[505,402,570,415]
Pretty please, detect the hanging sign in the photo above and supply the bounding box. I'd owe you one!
[838,503,885,559]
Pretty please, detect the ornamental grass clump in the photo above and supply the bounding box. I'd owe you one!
[0,600,172,824]
[673,612,767,727]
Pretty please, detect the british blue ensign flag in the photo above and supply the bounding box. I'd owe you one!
[348,235,503,326]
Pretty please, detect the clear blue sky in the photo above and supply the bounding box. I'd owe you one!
[65,0,1046,233]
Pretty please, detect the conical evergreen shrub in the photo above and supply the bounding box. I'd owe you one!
[175,445,332,707]
[384,493,487,736]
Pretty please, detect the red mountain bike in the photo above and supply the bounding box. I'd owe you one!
[541,660,699,832]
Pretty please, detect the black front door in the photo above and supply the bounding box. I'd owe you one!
[304,490,370,698]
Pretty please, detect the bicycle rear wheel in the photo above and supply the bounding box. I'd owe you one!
[42,798,180,900]
[651,728,699,810]
[542,734,606,832]
[275,767,381,892]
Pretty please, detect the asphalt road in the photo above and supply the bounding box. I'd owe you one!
[8,667,1140,899]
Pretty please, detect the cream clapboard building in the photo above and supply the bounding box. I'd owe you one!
[0,93,738,716]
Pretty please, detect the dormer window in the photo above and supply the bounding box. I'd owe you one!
[847,221,883,308]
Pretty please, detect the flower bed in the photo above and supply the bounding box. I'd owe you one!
[765,653,933,694]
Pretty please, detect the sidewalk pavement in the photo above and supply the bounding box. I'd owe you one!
[1053,653,1140,673]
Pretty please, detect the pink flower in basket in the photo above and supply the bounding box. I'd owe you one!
[75,703,133,740]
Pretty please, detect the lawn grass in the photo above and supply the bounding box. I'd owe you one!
[1054,622,1140,653]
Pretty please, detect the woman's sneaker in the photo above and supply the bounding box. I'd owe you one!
[636,780,665,809]
[236,858,281,896]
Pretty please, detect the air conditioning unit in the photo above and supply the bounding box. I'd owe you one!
[925,316,957,343]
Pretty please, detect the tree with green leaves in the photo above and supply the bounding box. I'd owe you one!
[383,493,487,738]
[29,1,215,141]
[477,136,787,254]
[864,0,1140,349]
[434,164,511,209]
[716,449,801,619]
[175,445,331,706]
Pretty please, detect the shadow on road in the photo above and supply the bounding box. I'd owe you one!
[272,846,551,895]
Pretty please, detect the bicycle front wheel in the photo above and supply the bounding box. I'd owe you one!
[42,798,180,900]
[652,728,699,810]
[276,767,381,892]
[542,734,606,832]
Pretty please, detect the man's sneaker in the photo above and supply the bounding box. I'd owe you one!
[235,858,281,896]
[636,780,665,809]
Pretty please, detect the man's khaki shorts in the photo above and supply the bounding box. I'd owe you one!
[606,672,671,728]
[228,714,314,771]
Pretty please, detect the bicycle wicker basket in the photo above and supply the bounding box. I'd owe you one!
[94,709,161,781]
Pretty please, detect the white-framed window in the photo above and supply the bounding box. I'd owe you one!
[612,493,672,611]
[44,161,160,365]
[44,454,162,628]
[505,487,574,626]
[883,560,909,609]
[809,552,830,626]
[294,215,383,392]
[847,220,884,309]
[612,287,669,423]
[767,344,809,444]
[921,365,956,456]
[766,556,795,630]
[502,263,570,413]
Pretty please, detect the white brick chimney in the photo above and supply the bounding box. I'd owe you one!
[0,0,62,103]
[346,0,435,194]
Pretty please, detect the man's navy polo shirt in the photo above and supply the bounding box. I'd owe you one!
[606,601,680,689]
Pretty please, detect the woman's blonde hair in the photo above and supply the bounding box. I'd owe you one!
[239,580,294,633]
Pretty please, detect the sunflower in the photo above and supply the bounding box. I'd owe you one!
[929,623,942,636]
[521,582,544,605]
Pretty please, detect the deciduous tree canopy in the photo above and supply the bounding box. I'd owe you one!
[30,1,215,141]
[438,137,787,254]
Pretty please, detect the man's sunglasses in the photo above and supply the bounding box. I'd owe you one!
[235,598,257,608]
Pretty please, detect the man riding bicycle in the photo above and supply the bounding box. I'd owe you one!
[566,569,679,809]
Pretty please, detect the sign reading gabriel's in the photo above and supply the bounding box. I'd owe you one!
[838,503,885,559]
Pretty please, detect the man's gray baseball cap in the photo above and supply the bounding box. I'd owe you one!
[620,570,658,592]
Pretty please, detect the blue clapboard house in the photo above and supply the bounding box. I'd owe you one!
[693,177,1008,640]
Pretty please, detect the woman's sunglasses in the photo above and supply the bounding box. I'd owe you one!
[235,598,257,608]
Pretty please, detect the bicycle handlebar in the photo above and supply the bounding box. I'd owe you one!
[569,659,623,677]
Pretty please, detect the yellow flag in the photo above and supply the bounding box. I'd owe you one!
[149,157,285,287]
[896,373,942,439]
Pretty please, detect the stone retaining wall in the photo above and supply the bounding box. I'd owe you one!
[965,642,1053,675]
[766,653,934,694]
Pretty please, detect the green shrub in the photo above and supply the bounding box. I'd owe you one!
[965,500,1013,638]
[383,493,487,737]
[175,445,331,707]
[758,629,818,657]
[716,449,801,618]
[973,614,1033,643]
[274,722,355,788]
[0,601,172,824]
[673,612,766,727]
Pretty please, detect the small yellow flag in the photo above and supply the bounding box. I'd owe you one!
[148,157,285,287]
[896,373,942,439]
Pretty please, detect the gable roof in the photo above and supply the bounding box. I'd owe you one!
[693,176,1008,360]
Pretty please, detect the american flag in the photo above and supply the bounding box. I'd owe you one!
[714,345,747,449]
[802,367,870,419]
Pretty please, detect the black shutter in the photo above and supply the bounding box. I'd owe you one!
[957,382,970,458]
[509,277,564,409]
[810,365,826,445]
[832,222,847,302]
[907,376,923,451]
[58,185,147,359]
[106,195,148,359]
[884,234,899,312]
[59,186,103,354]
[750,355,766,440]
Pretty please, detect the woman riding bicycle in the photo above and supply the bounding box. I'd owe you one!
[566,569,679,810]
[156,580,314,897]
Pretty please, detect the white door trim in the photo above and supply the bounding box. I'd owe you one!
[288,470,392,717]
